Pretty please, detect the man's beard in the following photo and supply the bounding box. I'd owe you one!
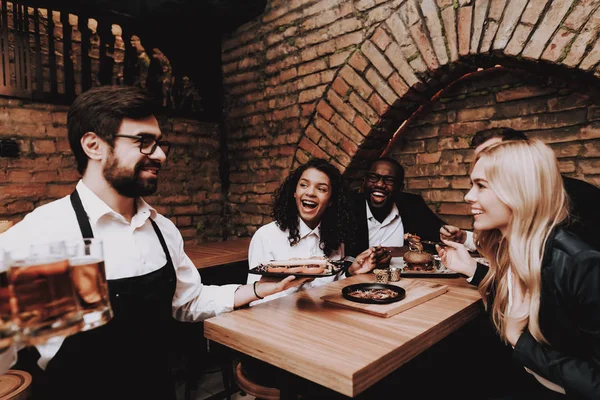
[103,155,159,198]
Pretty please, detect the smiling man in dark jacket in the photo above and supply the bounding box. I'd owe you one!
[346,157,445,268]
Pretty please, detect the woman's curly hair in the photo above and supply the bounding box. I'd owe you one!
[272,158,355,257]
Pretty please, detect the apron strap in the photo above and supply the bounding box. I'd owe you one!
[71,189,173,265]
[149,219,174,267]
[70,189,94,239]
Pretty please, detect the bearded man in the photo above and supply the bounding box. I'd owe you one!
[346,157,446,268]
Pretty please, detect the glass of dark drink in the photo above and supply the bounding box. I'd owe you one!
[6,241,83,345]
[66,238,112,331]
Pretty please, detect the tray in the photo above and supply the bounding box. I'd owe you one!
[321,280,449,318]
[401,269,460,278]
[342,283,405,304]
[249,260,349,278]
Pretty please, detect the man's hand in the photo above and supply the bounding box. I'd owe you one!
[373,246,391,268]
[256,275,314,297]
[440,225,467,244]
[347,248,376,276]
[436,239,477,277]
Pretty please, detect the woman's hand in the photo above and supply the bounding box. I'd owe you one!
[440,225,467,244]
[436,239,477,277]
[347,248,376,276]
[257,275,314,297]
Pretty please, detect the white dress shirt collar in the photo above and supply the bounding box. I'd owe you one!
[365,200,400,226]
[76,180,157,226]
[298,218,321,240]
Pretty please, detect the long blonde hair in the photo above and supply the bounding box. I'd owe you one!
[474,140,568,345]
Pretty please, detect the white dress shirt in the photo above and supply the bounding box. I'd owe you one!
[0,180,239,370]
[247,219,343,305]
[365,200,405,268]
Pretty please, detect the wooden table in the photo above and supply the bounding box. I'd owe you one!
[204,274,482,398]
[185,237,251,269]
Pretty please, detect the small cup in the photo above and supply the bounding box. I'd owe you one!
[373,269,389,284]
[389,267,401,282]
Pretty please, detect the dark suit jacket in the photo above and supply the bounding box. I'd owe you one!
[562,176,600,250]
[346,191,446,257]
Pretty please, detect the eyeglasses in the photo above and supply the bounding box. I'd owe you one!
[114,134,171,156]
[366,172,396,185]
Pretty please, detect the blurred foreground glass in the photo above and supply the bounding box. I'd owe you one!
[66,239,112,330]
[6,242,83,345]
[0,253,18,351]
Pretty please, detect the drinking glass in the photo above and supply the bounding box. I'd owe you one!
[6,241,83,345]
[66,238,112,331]
[0,252,18,351]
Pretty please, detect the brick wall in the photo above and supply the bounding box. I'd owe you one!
[0,98,223,244]
[222,0,600,236]
[386,68,600,230]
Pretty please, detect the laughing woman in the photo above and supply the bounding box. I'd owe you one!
[437,140,600,399]
[247,158,376,305]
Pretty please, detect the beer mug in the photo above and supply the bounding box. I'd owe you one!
[5,241,83,345]
[0,252,18,351]
[66,239,112,331]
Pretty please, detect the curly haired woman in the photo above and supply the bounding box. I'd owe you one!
[438,139,600,399]
[247,158,376,305]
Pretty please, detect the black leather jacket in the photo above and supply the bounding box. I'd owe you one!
[471,229,600,399]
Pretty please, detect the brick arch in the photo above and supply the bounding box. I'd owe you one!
[294,0,600,179]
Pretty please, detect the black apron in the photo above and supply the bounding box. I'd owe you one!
[41,190,177,400]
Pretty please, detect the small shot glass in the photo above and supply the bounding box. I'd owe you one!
[373,268,389,284]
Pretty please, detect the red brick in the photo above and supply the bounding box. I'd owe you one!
[348,92,380,125]
[542,28,576,62]
[332,77,351,97]
[371,26,391,50]
[416,152,442,164]
[339,65,373,99]
[329,49,352,67]
[340,137,359,155]
[441,6,459,62]
[327,90,356,122]
[361,40,393,78]
[368,93,391,116]
[505,24,533,56]
[364,68,398,105]
[523,0,574,59]
[439,203,472,215]
[409,21,440,70]
[348,52,369,72]
[298,137,329,159]
[331,114,364,144]
[316,100,334,120]
[496,85,555,102]
[388,73,409,97]
[457,6,473,56]
[353,115,371,136]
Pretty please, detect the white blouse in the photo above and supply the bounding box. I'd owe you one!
[247,219,343,305]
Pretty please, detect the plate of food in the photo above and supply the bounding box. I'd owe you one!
[249,258,347,278]
[399,251,460,278]
[342,283,406,304]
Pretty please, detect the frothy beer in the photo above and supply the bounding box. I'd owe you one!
[10,258,82,344]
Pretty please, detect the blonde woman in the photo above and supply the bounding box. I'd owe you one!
[437,139,600,399]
